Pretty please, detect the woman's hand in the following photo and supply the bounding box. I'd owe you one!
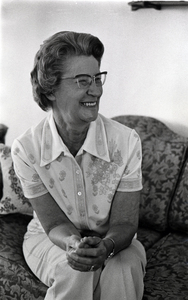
[66,234,82,253]
[66,236,108,272]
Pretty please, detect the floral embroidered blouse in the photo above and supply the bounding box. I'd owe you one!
[12,113,142,237]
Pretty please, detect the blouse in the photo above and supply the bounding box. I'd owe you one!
[12,113,142,237]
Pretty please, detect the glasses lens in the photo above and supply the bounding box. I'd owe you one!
[95,73,106,86]
[76,72,107,88]
[77,76,91,88]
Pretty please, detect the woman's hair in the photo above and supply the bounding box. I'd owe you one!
[30,31,105,111]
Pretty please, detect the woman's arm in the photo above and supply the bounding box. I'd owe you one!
[68,190,140,272]
[103,190,140,257]
[29,193,82,251]
[30,193,108,272]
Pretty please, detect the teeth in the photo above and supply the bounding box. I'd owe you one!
[83,102,96,107]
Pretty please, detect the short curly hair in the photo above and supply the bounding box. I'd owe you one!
[30,31,105,111]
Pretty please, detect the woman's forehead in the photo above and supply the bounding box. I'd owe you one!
[64,55,100,76]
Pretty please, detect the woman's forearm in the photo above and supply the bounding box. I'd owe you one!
[103,191,140,258]
[103,223,137,258]
[48,223,82,251]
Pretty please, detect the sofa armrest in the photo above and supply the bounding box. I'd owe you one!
[169,149,188,234]
[113,115,188,232]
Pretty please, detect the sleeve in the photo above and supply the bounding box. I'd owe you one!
[117,129,143,192]
[11,139,48,198]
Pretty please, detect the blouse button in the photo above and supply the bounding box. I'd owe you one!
[76,170,80,175]
[78,191,82,196]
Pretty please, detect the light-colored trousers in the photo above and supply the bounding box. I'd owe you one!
[23,234,146,300]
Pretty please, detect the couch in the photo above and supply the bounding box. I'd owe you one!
[0,115,188,300]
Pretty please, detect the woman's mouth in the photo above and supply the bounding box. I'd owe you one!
[82,102,97,107]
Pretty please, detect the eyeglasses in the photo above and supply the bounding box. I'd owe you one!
[61,71,107,89]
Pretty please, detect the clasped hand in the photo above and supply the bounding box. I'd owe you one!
[66,235,107,272]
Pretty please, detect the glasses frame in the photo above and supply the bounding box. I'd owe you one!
[61,71,107,89]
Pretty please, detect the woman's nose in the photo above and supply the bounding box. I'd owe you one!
[87,81,103,97]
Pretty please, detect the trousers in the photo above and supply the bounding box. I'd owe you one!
[23,233,146,300]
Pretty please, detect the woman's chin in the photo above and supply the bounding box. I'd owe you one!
[79,107,99,123]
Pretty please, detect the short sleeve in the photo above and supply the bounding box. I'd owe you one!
[11,139,48,198]
[117,129,142,192]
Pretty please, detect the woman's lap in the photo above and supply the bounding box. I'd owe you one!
[23,234,146,300]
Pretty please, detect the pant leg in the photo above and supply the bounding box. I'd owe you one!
[94,239,146,300]
[23,233,101,300]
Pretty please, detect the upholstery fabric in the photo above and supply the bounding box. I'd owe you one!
[112,115,187,232]
[0,144,33,215]
[169,151,188,234]
[137,227,165,251]
[143,232,188,300]
[0,214,47,299]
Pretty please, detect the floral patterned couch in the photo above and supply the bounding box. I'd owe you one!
[0,115,188,300]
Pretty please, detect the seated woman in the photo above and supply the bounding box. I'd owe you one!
[12,31,146,300]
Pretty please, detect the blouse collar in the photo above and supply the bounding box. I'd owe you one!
[40,112,110,167]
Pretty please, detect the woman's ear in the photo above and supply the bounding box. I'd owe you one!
[47,93,56,101]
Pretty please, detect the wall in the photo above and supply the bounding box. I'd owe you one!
[1,0,188,146]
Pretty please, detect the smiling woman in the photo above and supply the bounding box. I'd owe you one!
[30,31,104,112]
[49,55,104,138]
[11,31,146,300]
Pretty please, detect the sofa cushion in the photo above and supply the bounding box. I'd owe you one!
[0,214,47,299]
[137,227,165,251]
[143,232,188,300]
[0,214,32,265]
[0,257,47,299]
[140,139,186,231]
[169,152,188,234]
[0,144,33,215]
[112,115,188,232]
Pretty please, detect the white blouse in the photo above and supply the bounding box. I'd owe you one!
[12,113,142,237]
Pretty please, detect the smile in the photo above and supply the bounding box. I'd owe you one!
[82,102,97,107]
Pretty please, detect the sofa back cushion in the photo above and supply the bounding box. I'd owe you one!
[113,115,188,232]
[0,144,33,215]
[169,152,188,233]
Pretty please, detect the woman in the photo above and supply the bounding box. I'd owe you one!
[12,31,146,300]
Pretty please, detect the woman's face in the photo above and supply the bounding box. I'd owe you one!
[51,55,103,128]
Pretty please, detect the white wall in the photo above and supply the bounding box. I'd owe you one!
[1,0,188,146]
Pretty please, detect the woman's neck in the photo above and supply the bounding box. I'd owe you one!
[54,115,89,156]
